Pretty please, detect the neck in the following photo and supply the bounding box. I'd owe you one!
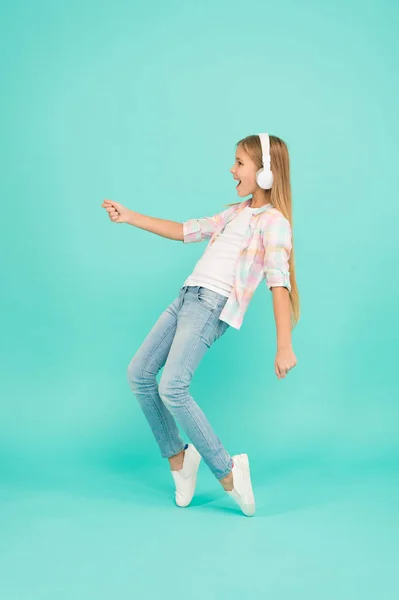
[249,189,272,209]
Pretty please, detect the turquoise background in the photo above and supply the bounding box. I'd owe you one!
[1,0,398,598]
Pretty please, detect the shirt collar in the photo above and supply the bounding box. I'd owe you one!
[241,198,273,216]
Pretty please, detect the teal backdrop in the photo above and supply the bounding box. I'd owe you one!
[1,0,398,598]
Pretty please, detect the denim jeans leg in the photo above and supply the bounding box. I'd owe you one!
[158,287,233,480]
[127,291,186,459]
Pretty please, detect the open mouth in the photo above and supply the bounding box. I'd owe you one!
[235,180,241,188]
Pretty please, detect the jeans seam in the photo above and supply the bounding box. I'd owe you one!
[174,310,229,476]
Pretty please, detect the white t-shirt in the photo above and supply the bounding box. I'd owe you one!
[183,206,258,297]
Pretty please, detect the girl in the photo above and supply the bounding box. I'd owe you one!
[101,133,299,517]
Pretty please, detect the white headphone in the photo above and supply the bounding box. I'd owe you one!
[256,133,274,189]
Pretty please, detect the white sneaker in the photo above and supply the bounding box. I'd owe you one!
[170,444,202,507]
[225,453,255,516]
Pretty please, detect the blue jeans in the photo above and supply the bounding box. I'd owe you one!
[127,285,234,480]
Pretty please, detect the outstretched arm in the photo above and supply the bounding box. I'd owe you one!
[101,199,184,241]
[102,199,232,243]
[127,210,184,241]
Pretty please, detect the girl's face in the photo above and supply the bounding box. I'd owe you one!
[230,146,259,196]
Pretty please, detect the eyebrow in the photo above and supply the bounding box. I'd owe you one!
[235,156,244,161]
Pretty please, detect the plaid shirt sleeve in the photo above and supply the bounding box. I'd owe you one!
[263,216,292,291]
[182,206,233,243]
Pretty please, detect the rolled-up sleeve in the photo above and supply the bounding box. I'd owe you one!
[183,206,232,244]
[263,216,292,291]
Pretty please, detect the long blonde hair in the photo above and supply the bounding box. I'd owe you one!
[227,134,300,329]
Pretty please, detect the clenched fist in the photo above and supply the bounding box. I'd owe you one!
[101,199,130,224]
[274,345,297,379]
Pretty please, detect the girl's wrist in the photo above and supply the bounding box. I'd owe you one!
[277,341,292,350]
[127,209,137,226]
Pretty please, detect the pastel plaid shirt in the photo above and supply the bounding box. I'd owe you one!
[182,198,292,330]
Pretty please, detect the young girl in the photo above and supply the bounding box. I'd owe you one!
[101,133,299,517]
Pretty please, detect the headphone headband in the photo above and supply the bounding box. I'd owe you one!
[258,132,270,163]
[256,133,273,189]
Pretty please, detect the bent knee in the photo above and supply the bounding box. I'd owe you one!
[127,354,160,390]
[127,355,145,387]
[158,376,188,407]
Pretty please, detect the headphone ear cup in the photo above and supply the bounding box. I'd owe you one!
[256,168,273,189]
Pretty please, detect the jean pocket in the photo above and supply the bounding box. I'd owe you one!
[196,286,223,311]
[216,318,230,339]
